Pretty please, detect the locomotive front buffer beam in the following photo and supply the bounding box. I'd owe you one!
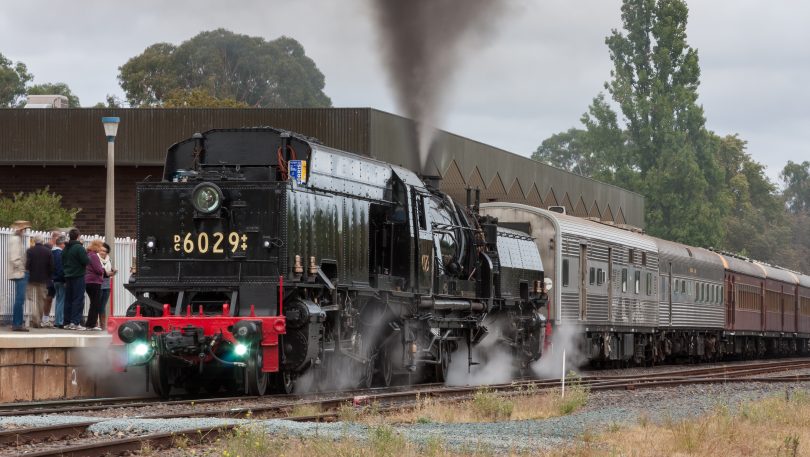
[107,303,286,375]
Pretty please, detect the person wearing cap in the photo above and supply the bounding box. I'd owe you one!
[26,234,53,328]
[7,221,31,332]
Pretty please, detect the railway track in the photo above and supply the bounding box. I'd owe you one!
[3,358,810,456]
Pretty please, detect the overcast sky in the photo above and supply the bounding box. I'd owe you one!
[1,0,807,183]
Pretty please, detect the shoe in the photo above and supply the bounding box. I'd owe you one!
[42,321,53,328]
[67,323,76,330]
[55,325,65,329]
[75,325,87,331]
[11,326,30,332]
[91,327,102,331]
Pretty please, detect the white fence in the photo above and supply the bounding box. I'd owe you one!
[0,228,137,323]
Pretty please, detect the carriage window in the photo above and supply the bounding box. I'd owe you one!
[622,268,628,292]
[646,273,653,295]
[628,249,635,264]
[642,252,647,266]
[634,271,641,294]
[596,268,604,286]
[674,279,680,295]
[682,280,686,294]
[589,267,595,285]
[562,259,570,287]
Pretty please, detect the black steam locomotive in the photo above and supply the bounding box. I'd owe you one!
[108,128,548,396]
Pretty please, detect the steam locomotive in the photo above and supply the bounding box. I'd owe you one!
[107,128,549,396]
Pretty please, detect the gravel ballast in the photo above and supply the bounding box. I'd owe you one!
[1,380,809,454]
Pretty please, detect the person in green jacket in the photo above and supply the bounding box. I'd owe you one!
[62,228,89,330]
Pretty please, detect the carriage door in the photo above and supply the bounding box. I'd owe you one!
[607,247,613,321]
[580,243,588,320]
[668,263,673,326]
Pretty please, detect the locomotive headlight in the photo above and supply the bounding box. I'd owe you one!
[191,182,224,214]
[234,343,248,357]
[133,342,150,357]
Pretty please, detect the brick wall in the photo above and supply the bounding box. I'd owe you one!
[0,166,163,237]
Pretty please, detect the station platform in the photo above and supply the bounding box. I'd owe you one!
[0,326,146,402]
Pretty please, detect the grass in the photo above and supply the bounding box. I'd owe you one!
[208,389,810,456]
[546,388,810,457]
[383,383,590,425]
[210,424,480,457]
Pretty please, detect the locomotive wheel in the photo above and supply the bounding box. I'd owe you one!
[149,356,170,398]
[360,356,374,389]
[435,341,451,383]
[245,348,269,396]
[273,371,296,394]
[375,344,393,387]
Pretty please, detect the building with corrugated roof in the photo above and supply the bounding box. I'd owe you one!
[0,108,644,235]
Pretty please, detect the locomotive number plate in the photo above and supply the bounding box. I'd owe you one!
[172,231,248,255]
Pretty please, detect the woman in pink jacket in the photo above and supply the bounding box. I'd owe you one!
[84,240,106,331]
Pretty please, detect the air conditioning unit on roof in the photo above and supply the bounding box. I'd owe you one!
[24,95,69,108]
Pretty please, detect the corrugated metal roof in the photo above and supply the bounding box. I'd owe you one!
[654,238,725,268]
[0,107,646,227]
[720,254,767,278]
[481,203,655,251]
[757,263,800,285]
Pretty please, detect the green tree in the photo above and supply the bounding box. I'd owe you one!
[92,94,125,108]
[118,29,332,108]
[532,94,627,179]
[162,88,249,108]
[532,128,590,175]
[27,82,81,107]
[603,0,727,246]
[781,160,810,214]
[714,134,789,263]
[0,187,80,230]
[0,52,33,107]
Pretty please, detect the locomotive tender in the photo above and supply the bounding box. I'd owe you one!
[107,128,549,396]
[481,203,810,363]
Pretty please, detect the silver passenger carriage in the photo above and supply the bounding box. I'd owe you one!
[653,238,725,360]
[481,203,659,363]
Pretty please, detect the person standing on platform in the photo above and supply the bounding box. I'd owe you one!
[84,240,105,331]
[98,242,117,330]
[62,228,89,330]
[26,235,53,328]
[42,230,63,327]
[51,236,67,328]
[7,221,31,332]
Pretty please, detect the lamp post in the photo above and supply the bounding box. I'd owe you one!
[102,116,120,261]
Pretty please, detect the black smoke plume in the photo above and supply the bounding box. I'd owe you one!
[370,0,500,170]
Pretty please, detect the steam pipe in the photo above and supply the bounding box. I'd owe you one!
[418,299,485,312]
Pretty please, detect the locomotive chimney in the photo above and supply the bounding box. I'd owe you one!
[191,132,205,169]
[466,187,472,209]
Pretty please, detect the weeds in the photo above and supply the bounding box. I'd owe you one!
[290,403,321,417]
[472,388,514,421]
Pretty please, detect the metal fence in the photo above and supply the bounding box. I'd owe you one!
[0,228,137,324]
